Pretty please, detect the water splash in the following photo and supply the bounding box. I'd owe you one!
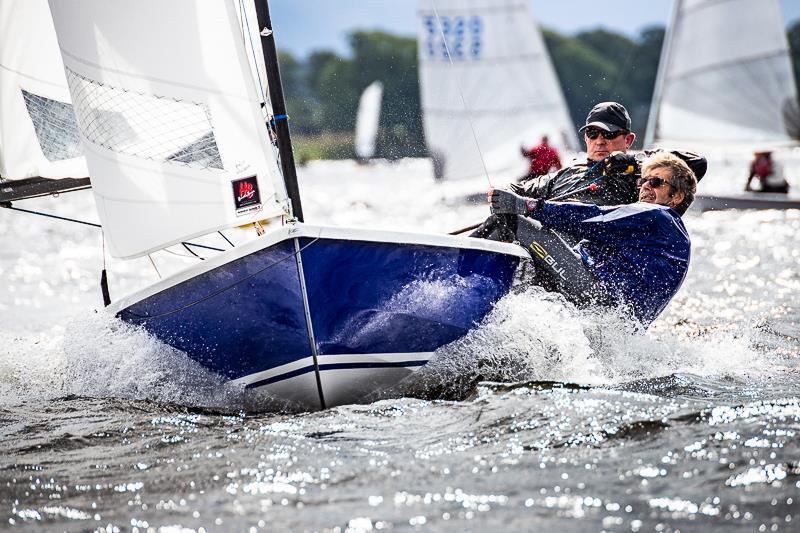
[0,311,246,410]
[398,285,779,400]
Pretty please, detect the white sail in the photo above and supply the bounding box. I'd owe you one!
[47,0,290,259]
[417,0,578,181]
[645,0,798,148]
[0,0,87,179]
[355,81,384,160]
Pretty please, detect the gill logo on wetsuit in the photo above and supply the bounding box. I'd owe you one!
[529,241,567,281]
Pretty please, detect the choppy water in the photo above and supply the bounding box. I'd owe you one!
[1,157,800,531]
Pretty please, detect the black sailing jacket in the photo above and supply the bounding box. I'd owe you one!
[511,150,707,205]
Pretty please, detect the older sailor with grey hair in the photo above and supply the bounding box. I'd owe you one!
[488,152,698,326]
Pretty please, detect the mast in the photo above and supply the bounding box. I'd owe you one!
[644,0,681,148]
[253,0,304,222]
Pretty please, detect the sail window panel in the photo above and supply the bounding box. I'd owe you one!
[0,0,88,179]
[20,89,83,162]
[46,0,288,258]
[65,69,223,171]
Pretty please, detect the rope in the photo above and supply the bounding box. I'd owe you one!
[3,203,227,256]
[2,205,101,228]
[148,254,162,279]
[556,160,606,197]
[218,231,235,248]
[239,0,268,105]
[182,242,225,253]
[182,242,203,260]
[430,0,492,186]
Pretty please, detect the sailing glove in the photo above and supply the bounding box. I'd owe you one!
[489,188,540,216]
[603,152,640,177]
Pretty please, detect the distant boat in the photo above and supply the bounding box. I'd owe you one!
[644,0,800,209]
[644,0,798,149]
[417,0,578,181]
[2,0,529,410]
[354,81,383,161]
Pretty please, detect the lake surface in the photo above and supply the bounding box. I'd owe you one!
[1,157,799,531]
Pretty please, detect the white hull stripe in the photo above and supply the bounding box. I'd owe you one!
[230,352,433,389]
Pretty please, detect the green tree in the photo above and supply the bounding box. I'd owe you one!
[348,30,425,157]
[277,51,316,135]
[543,27,663,147]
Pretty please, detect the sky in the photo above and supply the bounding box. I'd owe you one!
[269,0,800,58]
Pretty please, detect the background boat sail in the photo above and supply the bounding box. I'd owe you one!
[644,0,799,150]
[354,81,383,161]
[644,0,800,210]
[0,0,89,200]
[417,0,578,182]
[33,0,527,409]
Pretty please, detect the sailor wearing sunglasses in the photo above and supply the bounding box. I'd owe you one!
[512,101,706,206]
[488,153,697,327]
[471,101,706,242]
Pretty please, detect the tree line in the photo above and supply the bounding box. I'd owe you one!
[280,23,800,161]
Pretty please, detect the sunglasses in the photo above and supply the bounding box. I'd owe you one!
[584,128,627,140]
[637,176,674,188]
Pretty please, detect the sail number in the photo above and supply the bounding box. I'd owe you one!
[422,15,483,61]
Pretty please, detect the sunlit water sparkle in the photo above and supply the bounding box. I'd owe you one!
[1,157,799,531]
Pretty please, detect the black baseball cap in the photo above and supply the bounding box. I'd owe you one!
[579,102,631,133]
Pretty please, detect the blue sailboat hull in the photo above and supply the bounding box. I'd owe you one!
[114,225,525,409]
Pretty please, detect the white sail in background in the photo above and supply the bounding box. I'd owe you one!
[0,0,87,179]
[645,0,798,148]
[355,81,384,160]
[47,0,290,259]
[417,0,578,181]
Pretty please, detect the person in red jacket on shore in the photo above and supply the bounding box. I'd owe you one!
[520,136,562,180]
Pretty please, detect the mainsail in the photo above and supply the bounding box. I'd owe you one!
[417,0,578,181]
[355,81,384,160]
[47,0,290,259]
[0,0,87,181]
[645,0,799,148]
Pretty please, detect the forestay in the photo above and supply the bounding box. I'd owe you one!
[645,0,798,148]
[0,0,87,180]
[47,0,290,259]
[417,0,578,181]
[355,81,384,160]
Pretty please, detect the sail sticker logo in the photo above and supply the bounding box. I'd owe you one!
[232,175,262,216]
[422,15,482,61]
[529,241,567,281]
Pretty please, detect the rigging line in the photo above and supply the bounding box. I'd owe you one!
[557,160,607,197]
[1,205,102,228]
[218,231,235,248]
[123,236,322,321]
[182,242,203,260]
[161,248,199,259]
[3,204,229,254]
[148,254,162,279]
[430,0,492,186]
[101,232,107,270]
[240,0,269,105]
[183,242,226,253]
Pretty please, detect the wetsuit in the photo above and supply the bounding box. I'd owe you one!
[515,201,691,326]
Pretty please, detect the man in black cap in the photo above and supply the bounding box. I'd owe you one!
[471,101,706,240]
